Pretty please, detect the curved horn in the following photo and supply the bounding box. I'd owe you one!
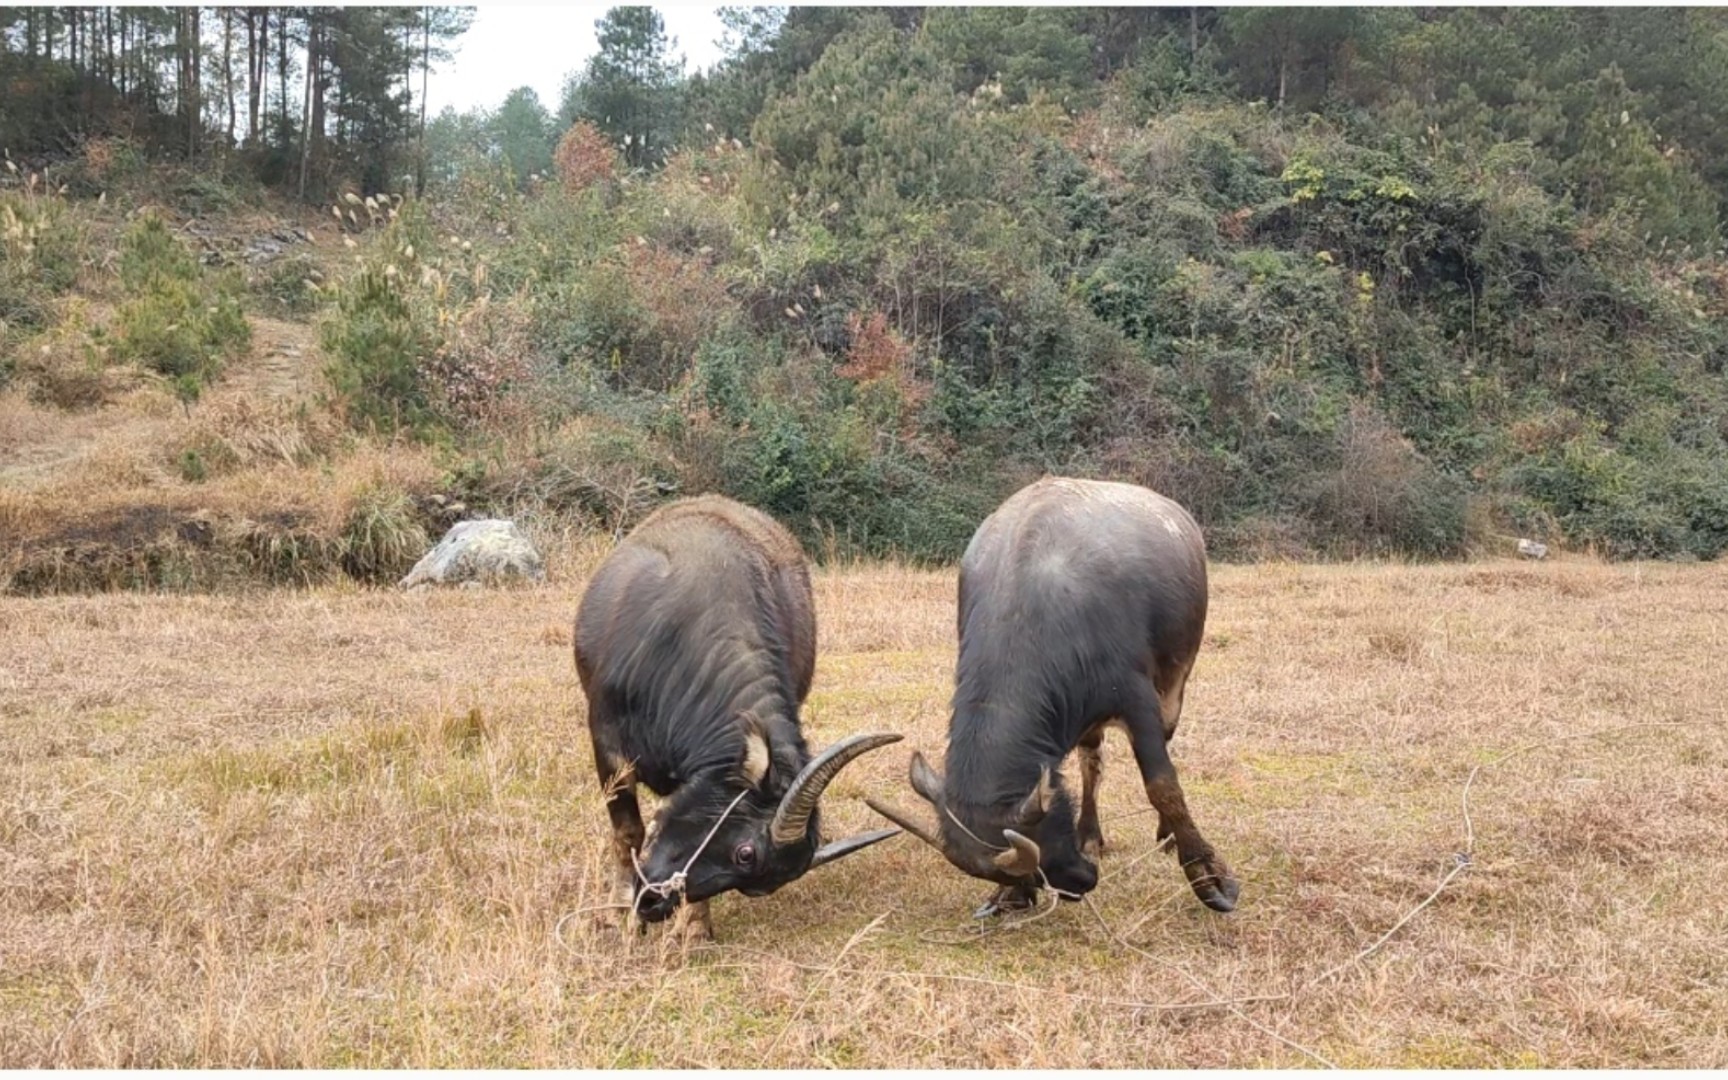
[993,828,1042,876]
[808,826,902,871]
[865,796,944,852]
[909,750,945,807]
[769,732,903,845]
[1014,767,1054,829]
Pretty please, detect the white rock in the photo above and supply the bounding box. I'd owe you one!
[1516,538,1548,560]
[399,519,545,589]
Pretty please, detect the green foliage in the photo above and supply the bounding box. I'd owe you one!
[750,16,1002,225]
[562,7,685,170]
[921,8,1095,107]
[339,484,430,583]
[111,214,250,383]
[1,191,85,349]
[321,261,436,435]
[494,87,556,187]
[26,7,1728,563]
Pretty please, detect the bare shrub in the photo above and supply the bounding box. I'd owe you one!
[12,321,135,410]
[1099,434,1237,531]
[173,390,342,473]
[1212,514,1317,561]
[419,293,538,433]
[1308,403,1467,557]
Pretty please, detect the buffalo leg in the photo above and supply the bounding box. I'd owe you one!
[1077,726,1107,859]
[1151,657,1193,743]
[674,899,714,943]
[1124,682,1239,913]
[592,739,645,929]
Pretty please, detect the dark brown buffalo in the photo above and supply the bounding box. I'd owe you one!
[576,495,901,939]
[870,477,1239,915]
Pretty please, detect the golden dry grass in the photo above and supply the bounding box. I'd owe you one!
[3,557,1727,1066]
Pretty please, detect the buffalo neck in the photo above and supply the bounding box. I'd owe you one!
[623,628,809,792]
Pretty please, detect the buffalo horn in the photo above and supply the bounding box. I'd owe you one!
[769,732,903,845]
[993,828,1042,876]
[808,827,903,870]
[865,796,944,851]
[1014,767,1054,828]
[908,750,945,806]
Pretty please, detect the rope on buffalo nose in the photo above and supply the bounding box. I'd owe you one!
[630,786,753,918]
[914,867,1084,944]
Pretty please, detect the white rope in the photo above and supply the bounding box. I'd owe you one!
[943,803,1008,852]
[630,786,753,917]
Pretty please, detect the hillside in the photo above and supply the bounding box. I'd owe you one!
[6,8,1728,592]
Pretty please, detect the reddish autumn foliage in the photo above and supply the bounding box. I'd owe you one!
[835,310,910,383]
[553,121,619,195]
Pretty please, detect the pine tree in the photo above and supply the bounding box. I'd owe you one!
[561,6,684,170]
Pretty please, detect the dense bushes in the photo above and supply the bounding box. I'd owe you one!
[111,214,250,389]
[294,13,1728,564]
[1,187,86,380]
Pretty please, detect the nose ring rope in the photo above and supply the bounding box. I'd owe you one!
[943,804,1008,852]
[629,786,753,918]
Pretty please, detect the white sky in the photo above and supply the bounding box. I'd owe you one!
[424,5,730,117]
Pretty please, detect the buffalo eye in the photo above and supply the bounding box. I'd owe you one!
[732,841,759,870]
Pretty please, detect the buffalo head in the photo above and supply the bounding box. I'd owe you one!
[866,751,1098,902]
[633,728,902,921]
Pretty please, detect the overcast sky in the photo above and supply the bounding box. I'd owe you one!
[423,5,730,118]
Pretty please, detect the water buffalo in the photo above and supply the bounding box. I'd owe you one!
[869,477,1240,915]
[576,495,902,939]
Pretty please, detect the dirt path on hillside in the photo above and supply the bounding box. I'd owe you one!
[1,311,325,492]
[225,315,322,404]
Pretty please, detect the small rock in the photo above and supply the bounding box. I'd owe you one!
[1516,538,1548,560]
[399,519,545,589]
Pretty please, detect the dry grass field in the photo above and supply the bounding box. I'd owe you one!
[3,555,1727,1067]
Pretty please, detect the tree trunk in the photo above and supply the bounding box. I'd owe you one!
[223,8,238,147]
[188,7,203,158]
[299,15,318,199]
[417,6,431,196]
[1277,51,1287,108]
[278,9,290,148]
[245,9,259,146]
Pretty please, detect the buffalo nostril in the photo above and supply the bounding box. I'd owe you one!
[635,892,680,922]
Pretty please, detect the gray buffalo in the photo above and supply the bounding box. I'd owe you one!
[871,477,1239,915]
[576,495,901,939]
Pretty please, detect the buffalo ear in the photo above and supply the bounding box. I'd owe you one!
[738,713,773,788]
[909,750,945,808]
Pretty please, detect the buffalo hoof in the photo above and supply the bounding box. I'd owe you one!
[1183,857,1240,914]
[972,883,1040,919]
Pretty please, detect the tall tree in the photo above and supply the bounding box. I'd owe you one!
[492,85,554,186]
[562,6,684,170]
